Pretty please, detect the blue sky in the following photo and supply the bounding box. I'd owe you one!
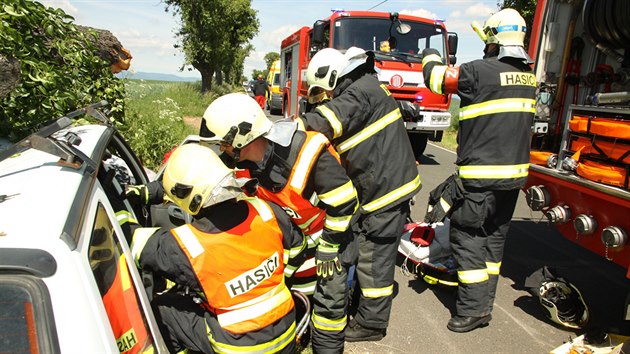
[40,0,502,79]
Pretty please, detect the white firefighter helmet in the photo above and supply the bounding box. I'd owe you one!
[481,8,527,47]
[162,144,246,215]
[306,48,346,96]
[201,93,272,149]
[201,93,296,148]
[339,46,369,77]
[539,280,589,329]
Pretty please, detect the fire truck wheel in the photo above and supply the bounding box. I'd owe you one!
[408,133,428,160]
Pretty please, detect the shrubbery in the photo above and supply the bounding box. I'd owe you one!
[0,0,124,141]
[120,80,238,171]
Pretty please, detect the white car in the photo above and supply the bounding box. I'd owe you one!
[0,102,168,353]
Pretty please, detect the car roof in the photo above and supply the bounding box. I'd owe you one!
[0,125,107,248]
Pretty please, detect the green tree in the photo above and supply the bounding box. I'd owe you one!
[498,0,538,48]
[164,0,259,93]
[251,69,265,80]
[0,0,125,141]
[264,52,280,70]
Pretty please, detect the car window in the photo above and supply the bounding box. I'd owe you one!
[0,275,60,353]
[89,203,156,354]
[98,132,152,239]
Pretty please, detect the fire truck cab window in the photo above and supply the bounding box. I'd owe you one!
[332,17,446,60]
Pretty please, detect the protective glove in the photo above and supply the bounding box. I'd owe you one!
[424,174,465,224]
[315,239,343,280]
[125,184,149,206]
[125,180,164,206]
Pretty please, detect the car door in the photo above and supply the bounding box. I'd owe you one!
[83,129,169,353]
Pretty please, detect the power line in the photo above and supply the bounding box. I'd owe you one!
[368,0,388,11]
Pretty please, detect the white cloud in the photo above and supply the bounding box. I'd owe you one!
[39,0,78,17]
[258,25,301,52]
[399,8,439,21]
[445,3,495,33]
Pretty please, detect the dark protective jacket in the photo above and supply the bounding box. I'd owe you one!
[422,48,536,190]
[131,198,305,352]
[252,79,270,97]
[301,71,421,214]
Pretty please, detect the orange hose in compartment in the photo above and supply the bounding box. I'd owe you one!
[576,159,627,187]
[530,150,554,166]
[570,137,630,164]
[569,115,630,139]
[590,119,630,139]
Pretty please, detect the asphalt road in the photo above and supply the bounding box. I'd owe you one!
[266,111,630,353]
[345,143,630,354]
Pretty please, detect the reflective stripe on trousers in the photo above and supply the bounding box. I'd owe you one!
[449,189,519,317]
[354,202,410,330]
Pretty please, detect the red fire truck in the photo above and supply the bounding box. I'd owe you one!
[279,10,459,158]
[523,0,630,278]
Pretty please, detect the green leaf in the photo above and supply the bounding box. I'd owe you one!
[3,5,23,17]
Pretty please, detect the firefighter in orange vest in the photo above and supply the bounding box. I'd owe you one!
[199,93,359,350]
[422,8,535,332]
[130,144,305,353]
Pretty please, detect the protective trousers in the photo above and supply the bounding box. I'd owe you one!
[153,292,296,354]
[311,239,353,354]
[354,202,410,330]
[449,188,520,317]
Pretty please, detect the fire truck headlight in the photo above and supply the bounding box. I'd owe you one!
[415,94,423,102]
[430,115,449,124]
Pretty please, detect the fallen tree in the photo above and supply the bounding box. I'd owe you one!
[0,0,130,141]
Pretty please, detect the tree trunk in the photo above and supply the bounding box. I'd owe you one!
[215,70,223,86]
[0,54,20,99]
[198,67,214,93]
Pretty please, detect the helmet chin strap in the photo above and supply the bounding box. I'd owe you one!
[483,43,499,58]
[232,148,241,162]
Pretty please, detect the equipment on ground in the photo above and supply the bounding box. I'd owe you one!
[398,219,458,287]
[525,266,589,329]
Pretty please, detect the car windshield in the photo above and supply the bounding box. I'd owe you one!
[331,17,446,63]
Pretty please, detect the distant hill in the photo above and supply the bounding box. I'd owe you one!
[116,71,200,82]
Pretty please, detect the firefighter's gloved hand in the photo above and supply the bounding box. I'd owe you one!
[316,239,343,280]
[424,174,465,224]
[125,180,164,206]
[125,184,149,206]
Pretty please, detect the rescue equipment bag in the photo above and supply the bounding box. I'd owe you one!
[398,220,458,287]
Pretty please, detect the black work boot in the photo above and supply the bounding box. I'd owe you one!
[345,319,386,342]
[447,314,492,333]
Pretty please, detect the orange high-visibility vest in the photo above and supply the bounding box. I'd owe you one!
[102,254,153,354]
[171,198,294,334]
